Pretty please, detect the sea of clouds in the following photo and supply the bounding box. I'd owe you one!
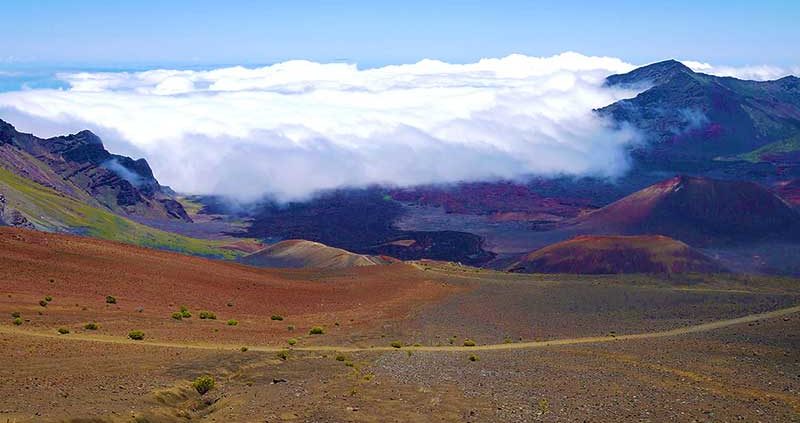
[0,52,794,201]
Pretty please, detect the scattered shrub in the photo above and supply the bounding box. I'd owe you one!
[240,346,248,352]
[503,337,513,344]
[227,319,238,326]
[84,322,99,330]
[57,327,70,334]
[463,339,476,347]
[276,350,289,361]
[345,361,354,367]
[44,295,53,302]
[128,330,145,340]
[538,398,550,415]
[468,354,479,362]
[192,375,216,395]
[390,341,403,349]
[287,338,297,346]
[309,326,324,335]
[199,311,217,320]
[105,295,117,304]
[171,312,183,320]
[12,317,22,326]
[287,325,295,331]
[335,354,346,362]
[178,305,191,318]
[270,315,284,321]
[10,311,20,318]
[226,302,234,307]
[39,300,47,307]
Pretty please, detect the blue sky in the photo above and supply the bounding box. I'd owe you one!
[1,0,798,68]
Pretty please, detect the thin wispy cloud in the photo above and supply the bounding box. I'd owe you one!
[681,60,799,81]
[0,53,653,200]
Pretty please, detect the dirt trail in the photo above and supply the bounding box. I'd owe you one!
[3,304,798,353]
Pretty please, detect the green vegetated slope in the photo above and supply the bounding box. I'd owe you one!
[736,133,800,163]
[0,166,242,259]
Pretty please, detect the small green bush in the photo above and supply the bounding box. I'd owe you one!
[390,341,403,348]
[180,310,192,318]
[335,354,346,362]
[180,305,189,312]
[84,322,99,330]
[10,311,20,318]
[171,312,183,320]
[227,319,238,326]
[128,330,145,340]
[276,350,289,361]
[463,339,476,347]
[12,317,22,326]
[287,338,297,346]
[39,300,47,307]
[345,361,354,367]
[44,295,53,302]
[270,315,284,321]
[105,295,117,304]
[57,327,70,335]
[199,311,217,320]
[192,375,216,395]
[309,326,324,335]
[468,354,479,362]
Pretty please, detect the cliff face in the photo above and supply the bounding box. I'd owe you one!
[0,192,33,229]
[0,119,191,222]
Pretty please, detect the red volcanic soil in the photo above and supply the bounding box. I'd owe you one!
[572,175,800,246]
[0,228,458,344]
[390,181,592,222]
[508,235,724,274]
[241,239,396,269]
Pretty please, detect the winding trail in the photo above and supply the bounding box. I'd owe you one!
[2,305,798,353]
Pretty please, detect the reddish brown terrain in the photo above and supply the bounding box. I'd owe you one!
[508,235,724,274]
[572,175,800,246]
[241,239,396,270]
[0,227,455,345]
[2,228,800,422]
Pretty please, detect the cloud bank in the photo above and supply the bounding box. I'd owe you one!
[0,53,648,200]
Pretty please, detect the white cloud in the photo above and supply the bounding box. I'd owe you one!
[681,60,799,81]
[0,52,642,201]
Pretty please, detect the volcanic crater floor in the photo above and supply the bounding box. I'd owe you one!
[2,229,800,422]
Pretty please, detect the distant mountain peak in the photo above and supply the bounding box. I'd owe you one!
[606,59,694,87]
[60,129,104,146]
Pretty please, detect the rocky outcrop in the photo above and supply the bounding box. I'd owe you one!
[0,193,34,229]
[0,119,191,222]
[0,193,6,226]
